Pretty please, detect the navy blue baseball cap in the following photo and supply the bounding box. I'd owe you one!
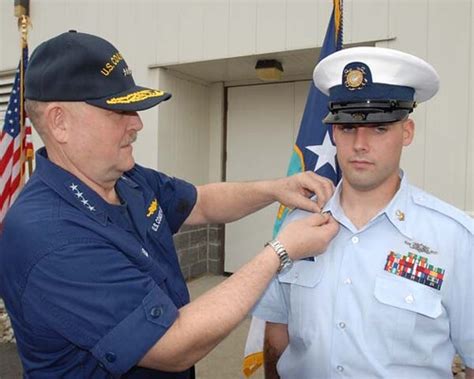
[313,47,440,124]
[25,30,171,111]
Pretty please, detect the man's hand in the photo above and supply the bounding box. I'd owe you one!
[278,212,339,261]
[272,171,335,213]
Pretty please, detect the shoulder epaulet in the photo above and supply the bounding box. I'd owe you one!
[411,190,474,235]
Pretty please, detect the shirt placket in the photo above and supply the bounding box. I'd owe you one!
[329,230,363,377]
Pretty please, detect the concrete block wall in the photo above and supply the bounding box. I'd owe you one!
[173,224,224,281]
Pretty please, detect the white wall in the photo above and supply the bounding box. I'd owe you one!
[0,0,395,68]
[155,69,211,185]
[385,0,473,211]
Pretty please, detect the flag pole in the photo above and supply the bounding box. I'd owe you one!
[15,0,33,177]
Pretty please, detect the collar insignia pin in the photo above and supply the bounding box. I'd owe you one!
[396,209,405,221]
[69,182,96,212]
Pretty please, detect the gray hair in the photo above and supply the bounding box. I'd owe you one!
[24,100,47,137]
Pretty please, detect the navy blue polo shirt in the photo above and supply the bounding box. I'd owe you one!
[0,148,197,378]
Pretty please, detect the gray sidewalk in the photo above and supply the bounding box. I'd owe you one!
[0,275,264,379]
[190,276,264,379]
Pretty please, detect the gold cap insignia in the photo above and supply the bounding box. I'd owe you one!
[344,67,367,90]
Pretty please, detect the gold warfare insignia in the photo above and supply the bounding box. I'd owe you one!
[106,89,165,105]
[344,67,367,90]
[147,199,159,217]
[404,240,438,255]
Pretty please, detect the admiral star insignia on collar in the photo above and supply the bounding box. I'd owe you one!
[69,183,96,212]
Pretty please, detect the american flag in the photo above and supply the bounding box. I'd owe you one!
[0,46,33,228]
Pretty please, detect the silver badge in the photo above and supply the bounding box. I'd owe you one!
[404,240,438,255]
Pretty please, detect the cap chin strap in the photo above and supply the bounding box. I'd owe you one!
[329,99,416,112]
[324,99,416,124]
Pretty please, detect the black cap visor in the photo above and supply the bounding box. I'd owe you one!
[323,100,415,124]
[86,86,172,112]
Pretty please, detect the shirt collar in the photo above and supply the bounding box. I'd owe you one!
[35,147,141,227]
[382,171,413,239]
[322,170,413,239]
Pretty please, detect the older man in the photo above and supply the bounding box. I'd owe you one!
[255,47,474,378]
[0,31,339,378]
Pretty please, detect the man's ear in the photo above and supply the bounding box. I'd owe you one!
[402,118,415,147]
[43,103,69,143]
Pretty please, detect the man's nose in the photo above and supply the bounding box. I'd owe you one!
[127,112,143,131]
[353,128,370,151]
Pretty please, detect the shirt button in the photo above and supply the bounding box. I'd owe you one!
[150,306,163,318]
[336,365,344,372]
[351,236,359,244]
[338,322,346,329]
[405,294,414,304]
[105,352,116,363]
[344,277,352,285]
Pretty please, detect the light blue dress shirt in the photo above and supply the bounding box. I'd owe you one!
[254,174,474,379]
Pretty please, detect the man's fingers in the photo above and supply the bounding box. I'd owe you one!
[298,172,335,209]
[304,212,330,226]
[313,176,334,207]
[296,196,321,213]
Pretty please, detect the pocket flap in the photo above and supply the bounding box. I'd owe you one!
[374,275,442,319]
[278,259,325,287]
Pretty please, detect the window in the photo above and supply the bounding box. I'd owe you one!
[0,70,16,124]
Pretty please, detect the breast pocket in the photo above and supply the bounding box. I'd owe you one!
[278,259,326,347]
[368,275,444,363]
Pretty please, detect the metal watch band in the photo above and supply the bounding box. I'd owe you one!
[265,239,292,273]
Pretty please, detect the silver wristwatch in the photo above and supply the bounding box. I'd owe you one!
[265,239,293,273]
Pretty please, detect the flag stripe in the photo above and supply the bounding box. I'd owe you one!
[0,134,14,176]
